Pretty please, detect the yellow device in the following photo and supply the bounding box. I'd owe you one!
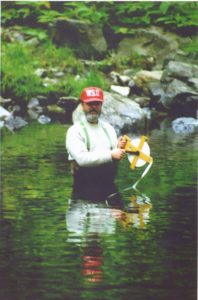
[123,135,153,189]
[123,135,153,169]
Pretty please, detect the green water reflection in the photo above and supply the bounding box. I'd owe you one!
[1,123,197,300]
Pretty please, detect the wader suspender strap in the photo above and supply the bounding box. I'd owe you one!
[100,122,113,150]
[80,121,113,151]
[80,122,91,151]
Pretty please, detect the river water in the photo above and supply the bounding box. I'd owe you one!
[1,122,197,300]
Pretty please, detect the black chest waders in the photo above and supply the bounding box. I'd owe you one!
[71,122,123,206]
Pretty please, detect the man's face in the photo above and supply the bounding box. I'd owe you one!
[82,101,102,123]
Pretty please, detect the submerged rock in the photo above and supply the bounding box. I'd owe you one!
[5,116,28,132]
[38,115,51,124]
[172,117,198,133]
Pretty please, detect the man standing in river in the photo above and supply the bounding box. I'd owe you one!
[66,86,126,204]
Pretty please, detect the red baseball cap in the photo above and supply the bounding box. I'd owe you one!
[80,87,104,103]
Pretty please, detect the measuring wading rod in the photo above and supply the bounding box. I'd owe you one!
[107,135,153,199]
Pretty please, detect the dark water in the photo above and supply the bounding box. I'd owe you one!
[1,123,197,300]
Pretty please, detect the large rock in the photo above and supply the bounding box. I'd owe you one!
[72,91,146,134]
[172,117,198,134]
[50,18,107,59]
[5,116,28,132]
[161,61,198,82]
[117,26,180,69]
[159,61,198,116]
[133,70,163,96]
[0,106,11,119]
[58,96,79,123]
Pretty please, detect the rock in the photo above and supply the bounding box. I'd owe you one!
[0,97,12,105]
[117,26,180,68]
[167,78,195,99]
[28,109,42,120]
[58,96,79,123]
[45,105,65,122]
[142,56,156,71]
[5,116,28,132]
[134,70,163,83]
[26,37,40,47]
[161,61,198,82]
[160,78,198,110]
[27,98,40,109]
[54,71,64,78]
[36,95,49,106]
[58,96,78,108]
[34,68,48,78]
[72,91,146,134]
[38,115,51,124]
[128,80,143,96]
[155,60,198,116]
[0,105,27,131]
[27,98,43,120]
[148,82,164,98]
[110,72,130,85]
[43,77,59,87]
[0,120,5,129]
[50,18,107,59]
[110,85,130,97]
[133,96,150,107]
[2,27,25,43]
[46,105,65,114]
[132,70,163,96]
[172,117,198,133]
[187,78,198,90]
[0,106,11,119]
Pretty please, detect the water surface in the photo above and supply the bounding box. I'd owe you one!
[1,123,197,300]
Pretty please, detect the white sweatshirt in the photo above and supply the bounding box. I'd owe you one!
[66,117,118,167]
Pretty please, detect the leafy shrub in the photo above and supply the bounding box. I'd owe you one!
[111,2,198,35]
[2,1,198,35]
[61,69,109,98]
[181,38,198,58]
[1,42,44,100]
[1,40,109,101]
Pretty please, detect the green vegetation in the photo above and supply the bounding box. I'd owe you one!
[2,1,198,33]
[1,40,108,101]
[1,1,198,102]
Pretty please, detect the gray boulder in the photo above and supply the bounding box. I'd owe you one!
[27,97,43,120]
[38,115,51,124]
[5,116,28,132]
[172,117,198,133]
[159,61,198,116]
[117,26,180,69]
[58,96,78,123]
[50,18,107,59]
[72,91,146,134]
[161,61,198,82]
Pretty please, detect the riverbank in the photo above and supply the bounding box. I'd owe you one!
[1,2,198,134]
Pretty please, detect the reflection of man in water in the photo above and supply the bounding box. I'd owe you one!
[66,200,123,283]
[66,86,126,204]
[66,196,152,238]
[66,195,152,283]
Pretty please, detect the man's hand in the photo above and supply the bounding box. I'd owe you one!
[111,149,126,160]
[117,136,127,149]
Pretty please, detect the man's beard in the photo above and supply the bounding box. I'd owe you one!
[85,111,101,123]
